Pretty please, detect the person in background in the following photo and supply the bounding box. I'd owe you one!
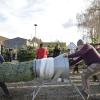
[72,63,79,74]
[36,43,48,59]
[53,44,61,57]
[64,39,100,99]
[72,48,79,74]
[9,49,13,62]
[0,54,11,97]
[0,54,5,64]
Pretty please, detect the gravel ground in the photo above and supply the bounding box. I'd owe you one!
[0,70,100,100]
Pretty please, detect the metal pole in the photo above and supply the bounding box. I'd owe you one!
[34,24,37,38]
[34,24,37,47]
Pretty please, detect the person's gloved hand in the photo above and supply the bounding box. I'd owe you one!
[63,53,68,58]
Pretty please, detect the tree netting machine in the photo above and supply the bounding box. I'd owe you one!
[32,54,86,100]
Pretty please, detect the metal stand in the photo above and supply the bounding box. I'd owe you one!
[32,56,86,100]
[32,78,86,100]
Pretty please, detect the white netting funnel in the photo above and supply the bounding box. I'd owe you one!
[33,54,69,80]
[53,54,69,80]
[33,58,54,80]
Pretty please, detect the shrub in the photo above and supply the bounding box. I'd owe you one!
[17,47,35,62]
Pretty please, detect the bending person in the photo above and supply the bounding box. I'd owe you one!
[64,39,100,99]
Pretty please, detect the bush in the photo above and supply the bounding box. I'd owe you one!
[18,47,35,62]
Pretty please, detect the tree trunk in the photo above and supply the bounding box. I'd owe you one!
[0,61,34,82]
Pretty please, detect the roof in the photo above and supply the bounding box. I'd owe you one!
[3,37,28,48]
[67,42,77,49]
[0,36,8,41]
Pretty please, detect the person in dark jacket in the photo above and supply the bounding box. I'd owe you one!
[0,54,5,63]
[64,39,100,99]
[53,44,61,57]
[0,54,11,97]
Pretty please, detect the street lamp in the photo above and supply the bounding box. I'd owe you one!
[34,24,37,47]
[34,24,37,38]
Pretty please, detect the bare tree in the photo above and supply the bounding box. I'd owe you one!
[76,0,100,43]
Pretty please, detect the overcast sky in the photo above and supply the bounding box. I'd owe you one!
[0,0,90,44]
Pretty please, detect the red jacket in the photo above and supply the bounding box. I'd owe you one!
[36,47,48,59]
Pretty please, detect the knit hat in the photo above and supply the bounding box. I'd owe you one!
[77,39,84,46]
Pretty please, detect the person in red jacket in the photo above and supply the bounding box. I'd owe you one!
[64,39,100,99]
[36,43,48,59]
